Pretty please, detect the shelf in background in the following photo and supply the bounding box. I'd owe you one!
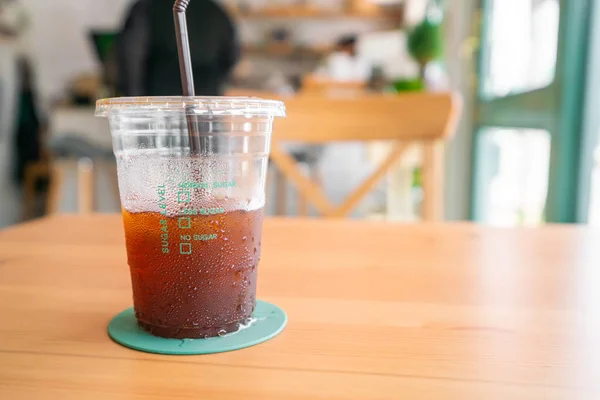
[243,43,331,59]
[228,5,402,20]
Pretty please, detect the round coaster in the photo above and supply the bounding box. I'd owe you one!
[107,300,287,355]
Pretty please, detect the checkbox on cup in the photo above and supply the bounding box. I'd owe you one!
[178,191,191,203]
[179,243,192,255]
[178,217,191,229]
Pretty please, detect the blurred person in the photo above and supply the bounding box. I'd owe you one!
[315,35,371,83]
[14,57,42,185]
[116,0,240,97]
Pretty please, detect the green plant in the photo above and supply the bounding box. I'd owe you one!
[407,1,444,78]
[392,78,425,93]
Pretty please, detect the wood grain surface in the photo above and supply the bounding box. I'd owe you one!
[1,215,600,399]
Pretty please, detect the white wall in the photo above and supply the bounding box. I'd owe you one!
[21,0,133,105]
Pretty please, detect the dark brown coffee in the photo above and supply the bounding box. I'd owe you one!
[122,207,263,338]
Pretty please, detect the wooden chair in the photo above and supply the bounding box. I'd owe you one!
[36,108,120,216]
[45,159,113,215]
[270,92,461,220]
[23,158,118,218]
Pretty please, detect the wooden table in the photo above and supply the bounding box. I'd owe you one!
[1,216,600,399]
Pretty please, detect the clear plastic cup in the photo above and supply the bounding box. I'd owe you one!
[96,96,286,339]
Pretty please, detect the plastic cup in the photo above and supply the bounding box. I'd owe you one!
[96,96,286,339]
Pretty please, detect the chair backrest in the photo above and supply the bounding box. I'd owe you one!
[269,92,462,220]
[274,92,458,142]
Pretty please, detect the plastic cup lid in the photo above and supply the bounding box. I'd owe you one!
[96,96,286,118]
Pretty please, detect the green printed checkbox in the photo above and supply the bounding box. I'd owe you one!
[180,243,192,255]
[178,190,191,203]
[178,217,191,229]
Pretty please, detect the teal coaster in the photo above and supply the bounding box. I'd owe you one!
[107,300,287,355]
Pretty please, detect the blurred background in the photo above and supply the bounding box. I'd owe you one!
[0,0,598,227]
